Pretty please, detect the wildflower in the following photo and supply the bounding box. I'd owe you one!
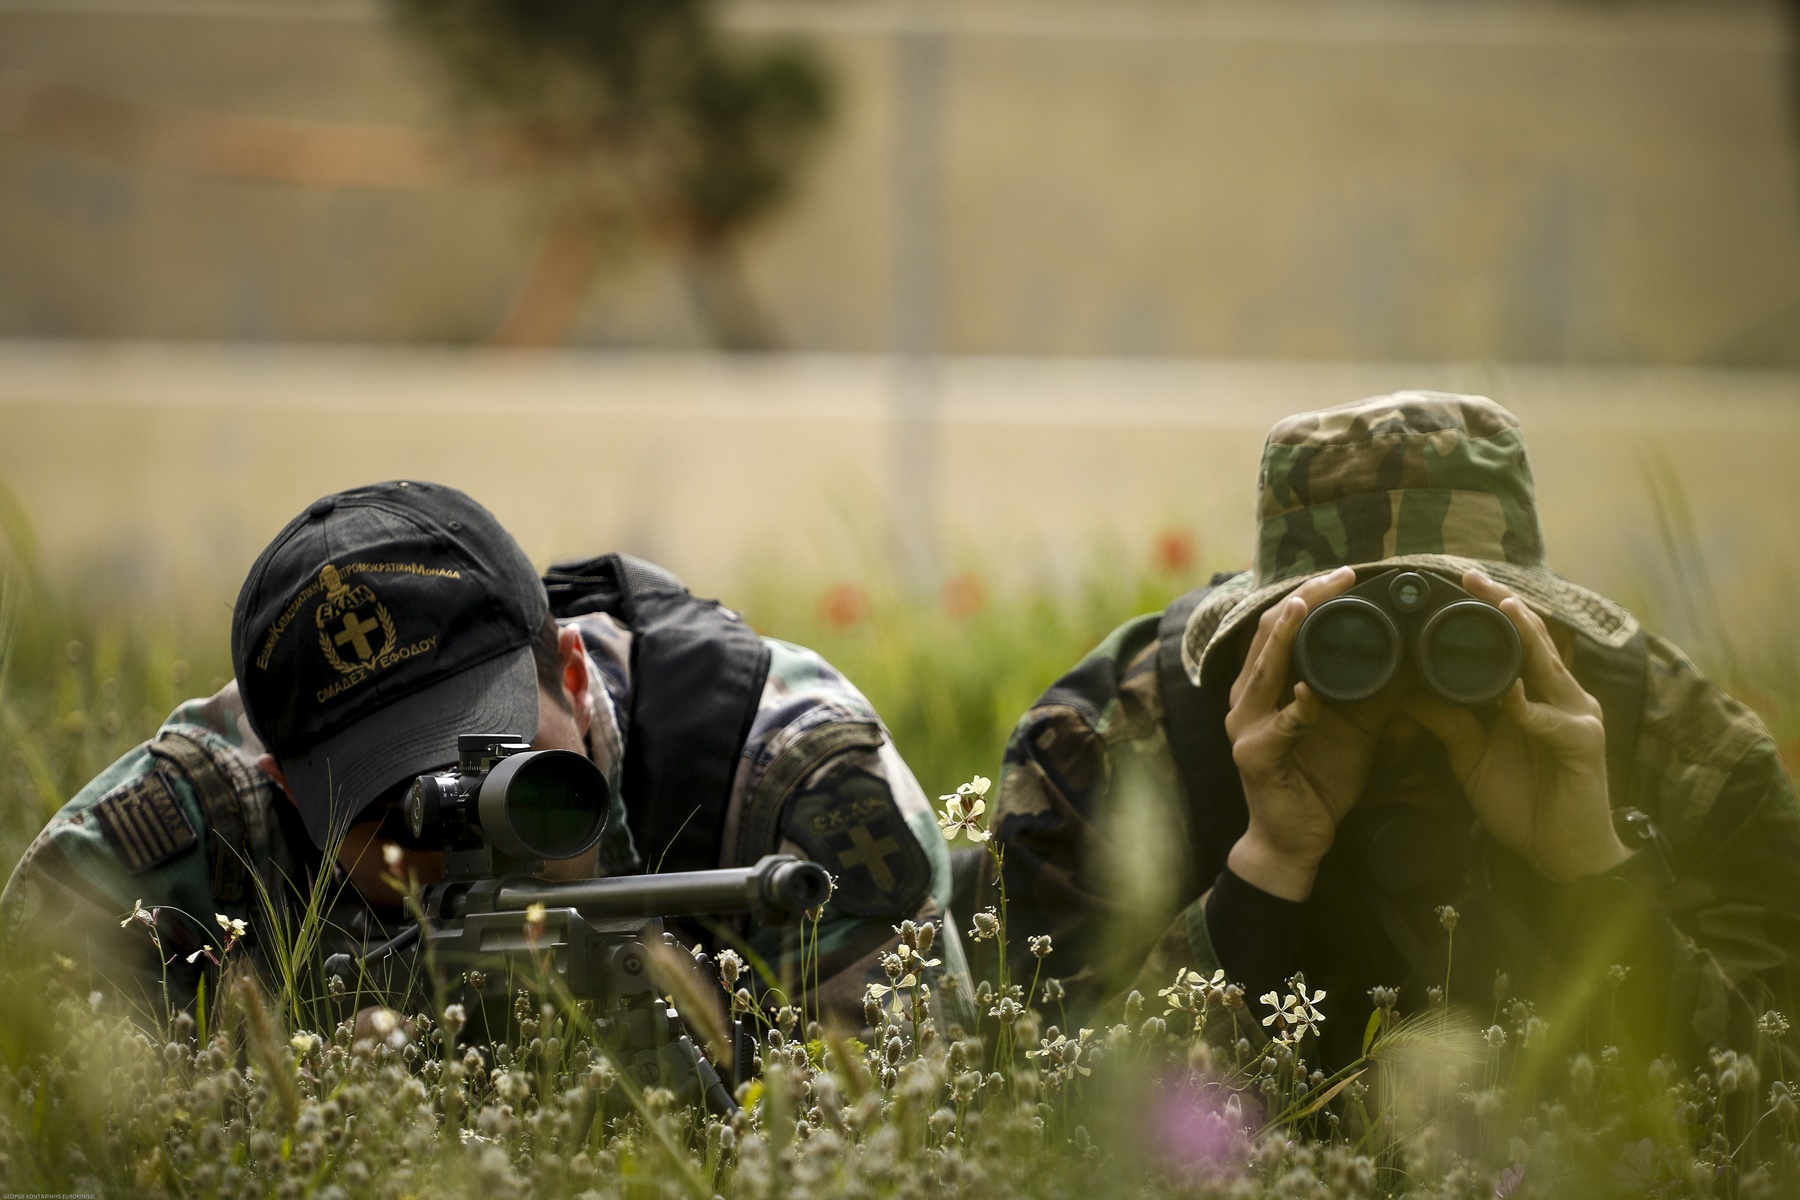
[1160,967,1227,1017]
[716,948,745,990]
[1484,1025,1508,1050]
[382,842,404,869]
[937,778,992,844]
[968,908,1000,942]
[1258,977,1326,1044]
[120,899,155,930]
[1607,963,1631,987]
[1760,1010,1791,1039]
[1570,1053,1596,1097]
[1042,978,1065,1005]
[523,902,547,944]
[1436,904,1459,932]
[1028,935,1054,960]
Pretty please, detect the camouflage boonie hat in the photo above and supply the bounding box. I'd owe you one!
[1182,391,1639,686]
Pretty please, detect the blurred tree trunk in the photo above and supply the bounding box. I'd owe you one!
[677,243,781,351]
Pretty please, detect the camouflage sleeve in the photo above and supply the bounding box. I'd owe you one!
[729,639,959,1025]
[1547,635,1800,1056]
[737,739,964,1024]
[1646,725,1800,1049]
[0,735,218,1017]
[988,612,1195,1011]
[0,682,278,1019]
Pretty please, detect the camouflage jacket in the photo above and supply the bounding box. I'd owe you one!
[989,576,1800,1063]
[0,617,955,1022]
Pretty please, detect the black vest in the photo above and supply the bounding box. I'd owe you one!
[542,554,772,875]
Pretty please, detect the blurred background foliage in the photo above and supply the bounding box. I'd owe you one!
[388,0,832,348]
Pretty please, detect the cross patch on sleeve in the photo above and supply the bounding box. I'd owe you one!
[92,771,199,874]
[781,764,930,917]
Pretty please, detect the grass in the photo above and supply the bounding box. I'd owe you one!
[4,519,1800,1198]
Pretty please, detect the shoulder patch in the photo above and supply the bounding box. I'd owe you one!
[92,771,198,874]
[782,765,930,918]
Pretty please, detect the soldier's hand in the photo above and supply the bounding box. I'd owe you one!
[1400,568,1630,882]
[1225,566,1392,901]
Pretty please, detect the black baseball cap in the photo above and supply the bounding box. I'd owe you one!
[230,481,548,850]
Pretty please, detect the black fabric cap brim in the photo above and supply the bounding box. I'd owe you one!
[280,646,540,851]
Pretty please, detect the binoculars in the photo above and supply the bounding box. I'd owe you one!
[404,734,610,864]
[1292,569,1522,705]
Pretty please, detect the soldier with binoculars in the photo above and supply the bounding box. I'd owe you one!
[976,392,1800,1067]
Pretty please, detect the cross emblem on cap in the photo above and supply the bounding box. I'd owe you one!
[334,611,380,661]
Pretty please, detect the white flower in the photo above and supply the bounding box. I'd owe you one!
[937,779,992,844]
[120,899,154,929]
[214,913,248,939]
[382,842,405,869]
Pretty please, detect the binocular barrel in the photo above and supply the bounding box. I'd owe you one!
[443,854,833,924]
[1294,569,1521,706]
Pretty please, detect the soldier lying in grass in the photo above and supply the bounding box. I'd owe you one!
[973,392,1800,1068]
[0,481,956,1024]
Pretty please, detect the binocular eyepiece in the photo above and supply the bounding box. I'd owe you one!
[1293,569,1522,706]
[404,734,609,863]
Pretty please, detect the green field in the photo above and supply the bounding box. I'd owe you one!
[4,533,1800,1198]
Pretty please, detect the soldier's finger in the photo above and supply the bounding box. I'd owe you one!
[1293,564,1358,608]
[1499,679,1562,739]
[1234,593,1309,716]
[1268,682,1322,746]
[1233,567,1356,707]
[1496,595,1586,710]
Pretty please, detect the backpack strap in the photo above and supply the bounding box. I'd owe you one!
[148,729,268,905]
[542,553,772,873]
[1570,628,1650,814]
[1156,573,1251,892]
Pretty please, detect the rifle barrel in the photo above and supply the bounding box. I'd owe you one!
[471,854,832,923]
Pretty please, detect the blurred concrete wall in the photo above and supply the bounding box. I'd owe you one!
[2,341,1796,662]
[1,0,1798,364]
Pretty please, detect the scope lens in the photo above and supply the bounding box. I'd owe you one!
[1298,599,1398,701]
[1420,603,1519,704]
[504,753,607,859]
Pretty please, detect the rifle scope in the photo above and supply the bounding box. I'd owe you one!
[404,734,608,862]
[1293,568,1522,706]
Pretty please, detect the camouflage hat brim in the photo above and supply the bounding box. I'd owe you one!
[1180,555,1640,689]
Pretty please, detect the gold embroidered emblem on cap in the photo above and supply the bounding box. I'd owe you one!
[334,611,381,661]
[839,824,902,892]
[311,563,436,703]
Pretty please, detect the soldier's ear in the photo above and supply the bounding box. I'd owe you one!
[556,625,593,739]
[256,754,296,803]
